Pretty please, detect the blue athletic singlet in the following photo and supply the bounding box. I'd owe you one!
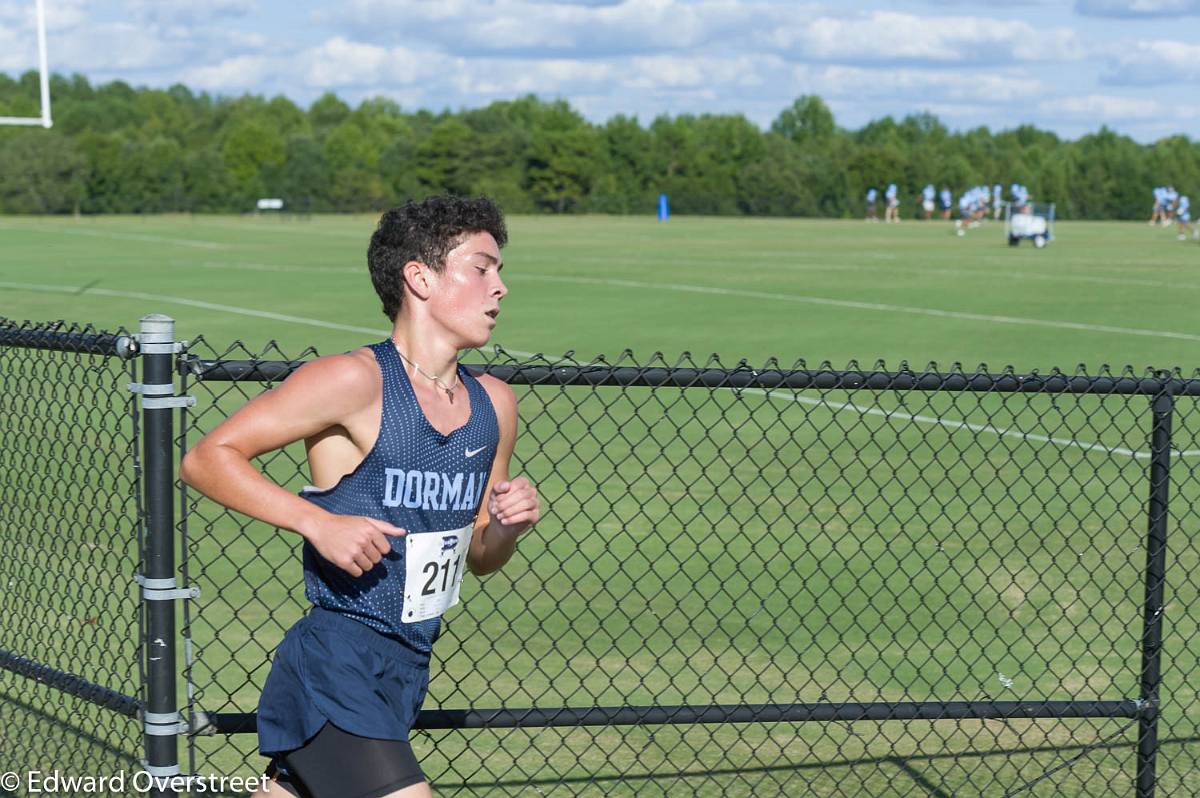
[257,340,499,758]
[298,339,499,651]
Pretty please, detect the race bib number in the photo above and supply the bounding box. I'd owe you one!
[403,524,472,623]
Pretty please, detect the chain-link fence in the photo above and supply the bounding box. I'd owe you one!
[0,320,144,790]
[178,337,1200,797]
[3,318,1200,797]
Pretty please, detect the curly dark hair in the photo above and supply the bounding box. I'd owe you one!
[368,195,508,321]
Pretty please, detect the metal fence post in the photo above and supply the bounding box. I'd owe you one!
[1136,382,1174,798]
[137,315,183,797]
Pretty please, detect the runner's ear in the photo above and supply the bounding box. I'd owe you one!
[402,260,434,301]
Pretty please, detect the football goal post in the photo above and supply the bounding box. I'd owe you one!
[0,0,53,128]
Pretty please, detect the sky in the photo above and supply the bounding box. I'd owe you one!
[1,0,1198,142]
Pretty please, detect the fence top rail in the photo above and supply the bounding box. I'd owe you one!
[182,356,1200,396]
[0,323,137,359]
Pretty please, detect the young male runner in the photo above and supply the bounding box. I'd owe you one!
[180,195,540,798]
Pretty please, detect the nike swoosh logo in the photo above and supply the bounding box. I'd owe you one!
[465,446,487,458]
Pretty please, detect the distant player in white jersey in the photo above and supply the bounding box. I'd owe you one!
[974,186,989,224]
[921,184,935,220]
[1011,183,1031,214]
[1176,195,1195,240]
[865,187,878,221]
[885,183,900,223]
[955,193,970,235]
[1163,187,1178,226]
[956,188,992,235]
[992,184,1004,220]
[1150,187,1165,226]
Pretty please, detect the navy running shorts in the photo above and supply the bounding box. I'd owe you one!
[257,607,432,758]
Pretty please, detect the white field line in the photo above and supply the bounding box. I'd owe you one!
[514,273,1200,343]
[8,218,1192,287]
[966,260,1197,289]
[183,260,358,274]
[180,218,368,238]
[743,388,1200,459]
[0,221,227,250]
[524,249,1200,291]
[1,280,385,335]
[6,280,1197,458]
[203,249,1200,300]
[775,261,1197,292]
[137,252,1200,293]
[0,280,534,356]
[6,219,1189,289]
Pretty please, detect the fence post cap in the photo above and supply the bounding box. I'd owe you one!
[139,315,175,345]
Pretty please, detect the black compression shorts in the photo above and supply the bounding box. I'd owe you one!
[267,722,426,798]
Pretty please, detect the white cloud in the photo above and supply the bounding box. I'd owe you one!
[301,37,440,89]
[0,0,88,63]
[248,44,772,116]
[328,0,781,56]
[918,0,1058,5]
[33,0,90,31]
[794,64,1047,104]
[124,0,252,25]
[0,1,33,70]
[1075,0,1200,17]
[0,0,1195,143]
[1104,39,1200,84]
[1040,94,1163,119]
[459,59,615,96]
[0,0,87,31]
[0,28,31,71]
[771,11,1084,65]
[323,2,1090,75]
[52,21,184,71]
[226,30,269,51]
[0,0,268,78]
[508,59,616,90]
[626,54,766,90]
[183,55,275,92]
[0,1,21,25]
[524,0,626,5]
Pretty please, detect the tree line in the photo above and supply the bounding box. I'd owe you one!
[1,71,1197,218]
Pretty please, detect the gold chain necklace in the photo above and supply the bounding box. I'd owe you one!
[394,346,459,399]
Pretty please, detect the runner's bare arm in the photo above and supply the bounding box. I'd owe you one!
[468,376,539,576]
[180,351,405,577]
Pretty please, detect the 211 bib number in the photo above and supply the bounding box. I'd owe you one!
[403,524,472,623]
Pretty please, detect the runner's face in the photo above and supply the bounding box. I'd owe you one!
[429,232,506,348]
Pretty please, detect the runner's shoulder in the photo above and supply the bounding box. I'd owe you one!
[470,369,517,417]
[280,347,380,412]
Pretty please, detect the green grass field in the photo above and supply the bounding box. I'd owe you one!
[2,214,1199,797]
[1,213,1199,366]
